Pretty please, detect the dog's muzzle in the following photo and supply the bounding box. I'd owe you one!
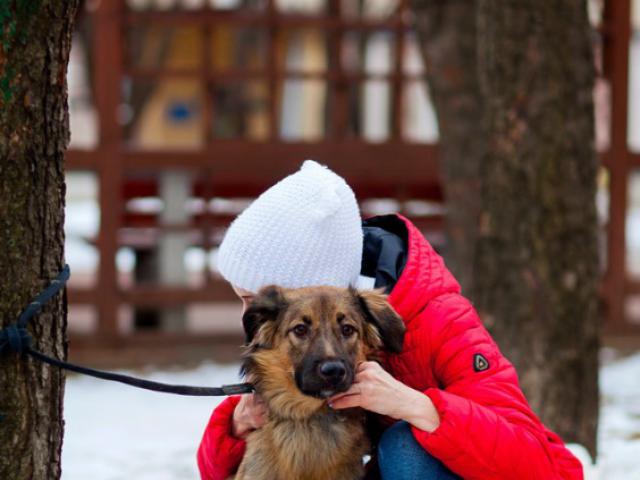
[295,358,354,399]
[318,360,347,384]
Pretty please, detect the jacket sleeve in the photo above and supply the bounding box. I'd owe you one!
[197,395,247,480]
[409,294,582,480]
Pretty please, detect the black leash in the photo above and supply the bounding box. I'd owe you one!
[0,265,253,397]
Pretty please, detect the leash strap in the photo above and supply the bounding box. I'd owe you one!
[0,265,253,397]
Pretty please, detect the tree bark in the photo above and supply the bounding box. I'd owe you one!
[474,1,600,456]
[412,0,600,456]
[0,1,79,479]
[412,0,486,296]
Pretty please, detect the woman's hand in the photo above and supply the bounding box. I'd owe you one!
[328,361,440,433]
[231,393,268,439]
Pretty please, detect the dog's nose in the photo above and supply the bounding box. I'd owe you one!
[318,360,347,384]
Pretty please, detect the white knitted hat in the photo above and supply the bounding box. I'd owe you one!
[217,160,363,293]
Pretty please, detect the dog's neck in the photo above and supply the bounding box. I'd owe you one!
[267,399,354,423]
[242,358,369,479]
[263,400,367,479]
[252,380,329,421]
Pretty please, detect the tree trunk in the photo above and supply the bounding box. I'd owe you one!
[0,1,79,479]
[412,0,486,296]
[474,1,600,456]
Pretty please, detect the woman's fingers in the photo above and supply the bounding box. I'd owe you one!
[249,397,268,427]
[357,360,379,371]
[250,393,265,407]
[328,384,362,404]
[329,391,361,407]
[356,362,371,374]
[329,392,362,410]
[234,393,269,432]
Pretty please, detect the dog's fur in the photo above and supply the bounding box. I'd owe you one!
[233,285,405,480]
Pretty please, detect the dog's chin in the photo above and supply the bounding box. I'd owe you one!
[298,383,352,400]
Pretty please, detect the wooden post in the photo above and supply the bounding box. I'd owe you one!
[94,0,125,339]
[603,0,632,332]
[390,0,407,140]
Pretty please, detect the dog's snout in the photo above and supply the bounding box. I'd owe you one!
[297,357,353,398]
[318,360,347,383]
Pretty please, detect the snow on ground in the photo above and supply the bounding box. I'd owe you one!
[62,353,640,480]
[62,363,241,480]
[597,352,640,479]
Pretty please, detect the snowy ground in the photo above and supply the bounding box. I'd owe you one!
[62,363,240,480]
[62,352,640,480]
[597,352,640,479]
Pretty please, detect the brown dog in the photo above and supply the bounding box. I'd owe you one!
[233,285,405,480]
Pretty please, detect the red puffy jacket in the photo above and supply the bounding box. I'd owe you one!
[198,214,583,480]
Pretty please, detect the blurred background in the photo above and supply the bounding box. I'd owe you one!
[65,0,442,363]
[59,0,639,478]
[64,0,640,361]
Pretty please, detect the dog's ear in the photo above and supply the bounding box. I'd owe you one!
[351,287,405,353]
[242,285,288,345]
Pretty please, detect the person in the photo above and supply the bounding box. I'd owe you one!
[197,160,583,480]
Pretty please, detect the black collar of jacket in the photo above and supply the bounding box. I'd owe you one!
[361,215,408,294]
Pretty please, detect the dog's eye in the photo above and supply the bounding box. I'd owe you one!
[292,324,309,338]
[341,324,356,337]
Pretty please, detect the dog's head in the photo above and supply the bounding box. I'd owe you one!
[240,285,405,418]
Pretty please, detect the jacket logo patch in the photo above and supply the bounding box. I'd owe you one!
[473,353,490,372]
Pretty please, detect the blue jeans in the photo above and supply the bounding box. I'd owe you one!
[377,421,460,480]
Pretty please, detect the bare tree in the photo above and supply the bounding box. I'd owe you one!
[0,1,79,478]
[412,0,486,295]
[413,0,600,455]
